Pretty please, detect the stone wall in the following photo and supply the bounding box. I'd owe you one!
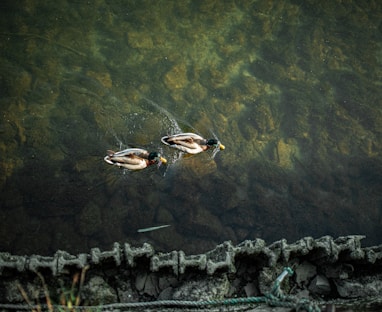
[1,235,382,311]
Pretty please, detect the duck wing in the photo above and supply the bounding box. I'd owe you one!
[105,148,149,165]
[161,133,205,154]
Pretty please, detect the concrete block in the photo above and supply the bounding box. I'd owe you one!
[334,235,366,260]
[268,239,289,262]
[28,255,57,275]
[91,242,121,266]
[124,242,154,267]
[236,239,275,267]
[150,251,178,274]
[310,236,338,263]
[178,251,207,274]
[364,246,382,264]
[236,239,266,255]
[56,251,88,274]
[205,241,236,274]
[1,235,381,278]
[0,253,27,273]
[291,236,315,256]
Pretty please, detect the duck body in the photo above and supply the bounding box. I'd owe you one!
[161,132,225,154]
[104,148,166,170]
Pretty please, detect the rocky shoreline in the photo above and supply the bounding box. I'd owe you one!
[1,235,382,311]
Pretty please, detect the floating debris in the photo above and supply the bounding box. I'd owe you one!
[137,224,171,233]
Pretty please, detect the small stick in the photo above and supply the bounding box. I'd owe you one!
[16,282,38,312]
[35,271,53,312]
[75,265,89,306]
[0,32,86,57]
[138,224,171,233]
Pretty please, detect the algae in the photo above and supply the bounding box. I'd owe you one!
[0,0,382,255]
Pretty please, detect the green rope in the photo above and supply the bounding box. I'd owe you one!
[0,267,321,312]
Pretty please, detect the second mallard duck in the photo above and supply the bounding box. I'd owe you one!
[161,132,225,154]
[104,148,167,170]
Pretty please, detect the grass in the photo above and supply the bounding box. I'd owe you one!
[17,265,90,312]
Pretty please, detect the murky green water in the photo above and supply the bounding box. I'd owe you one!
[1,1,382,255]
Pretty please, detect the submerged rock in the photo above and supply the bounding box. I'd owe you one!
[164,63,189,90]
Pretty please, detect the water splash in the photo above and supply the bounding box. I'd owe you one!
[141,97,184,134]
[209,129,224,159]
[140,97,187,170]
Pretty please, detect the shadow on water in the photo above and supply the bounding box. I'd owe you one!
[1,1,382,255]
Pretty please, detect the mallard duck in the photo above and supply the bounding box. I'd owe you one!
[161,132,225,154]
[104,148,167,170]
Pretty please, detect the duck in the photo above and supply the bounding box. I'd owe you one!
[104,148,167,170]
[161,132,225,154]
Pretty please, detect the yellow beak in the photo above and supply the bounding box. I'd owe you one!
[219,144,225,150]
[160,157,167,164]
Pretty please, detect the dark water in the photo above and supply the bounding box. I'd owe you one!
[1,1,382,256]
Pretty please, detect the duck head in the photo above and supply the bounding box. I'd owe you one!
[206,139,225,150]
[148,152,167,165]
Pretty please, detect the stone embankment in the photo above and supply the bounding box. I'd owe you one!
[1,235,382,311]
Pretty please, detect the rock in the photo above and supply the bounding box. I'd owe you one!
[5,280,24,302]
[143,273,160,297]
[86,70,112,89]
[157,287,174,300]
[82,276,117,304]
[295,261,317,287]
[247,308,292,312]
[308,275,331,295]
[184,82,208,102]
[135,272,148,292]
[181,156,218,176]
[172,274,230,301]
[0,60,32,98]
[128,31,154,49]
[275,138,299,169]
[187,205,226,240]
[158,275,178,290]
[77,201,103,236]
[114,274,139,303]
[164,63,189,89]
[323,264,354,279]
[135,272,162,297]
[294,289,310,300]
[244,282,258,297]
[334,279,366,298]
[334,276,382,298]
[258,265,288,295]
[116,283,138,303]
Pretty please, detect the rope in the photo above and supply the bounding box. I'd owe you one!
[0,267,321,312]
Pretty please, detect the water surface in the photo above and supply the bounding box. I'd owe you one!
[1,0,382,255]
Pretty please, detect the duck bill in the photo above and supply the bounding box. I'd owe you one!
[219,144,225,150]
[159,157,167,165]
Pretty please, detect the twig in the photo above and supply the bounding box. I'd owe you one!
[76,265,90,306]
[0,32,86,57]
[16,282,38,312]
[35,271,54,312]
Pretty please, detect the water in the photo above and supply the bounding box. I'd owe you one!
[0,1,382,255]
